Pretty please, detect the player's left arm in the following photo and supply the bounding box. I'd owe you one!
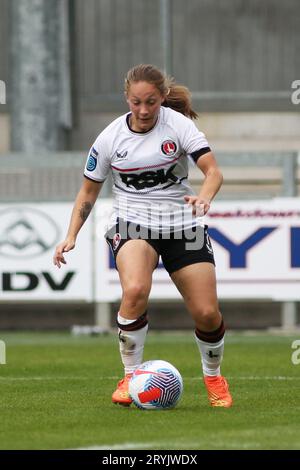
[184,151,223,215]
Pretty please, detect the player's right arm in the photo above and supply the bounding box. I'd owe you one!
[53,177,103,268]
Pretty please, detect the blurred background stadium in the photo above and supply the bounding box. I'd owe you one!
[0,0,300,332]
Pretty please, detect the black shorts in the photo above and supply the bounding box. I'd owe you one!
[105,219,215,275]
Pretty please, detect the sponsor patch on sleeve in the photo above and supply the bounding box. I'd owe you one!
[86,154,97,171]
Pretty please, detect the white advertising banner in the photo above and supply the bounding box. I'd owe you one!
[0,204,92,301]
[94,198,300,301]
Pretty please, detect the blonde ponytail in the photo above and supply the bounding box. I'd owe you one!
[162,77,198,120]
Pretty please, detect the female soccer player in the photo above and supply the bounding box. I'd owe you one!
[53,64,232,408]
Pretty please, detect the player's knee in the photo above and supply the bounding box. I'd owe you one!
[122,283,149,308]
[195,306,221,329]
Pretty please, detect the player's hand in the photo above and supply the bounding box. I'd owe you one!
[184,195,210,216]
[53,239,76,268]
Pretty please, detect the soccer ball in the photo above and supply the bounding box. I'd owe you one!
[129,360,183,410]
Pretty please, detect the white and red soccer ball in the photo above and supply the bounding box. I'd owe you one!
[129,360,183,410]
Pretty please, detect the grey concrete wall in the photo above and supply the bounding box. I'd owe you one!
[74,0,299,112]
[1,0,300,153]
[0,0,9,89]
[1,0,299,116]
[9,0,65,152]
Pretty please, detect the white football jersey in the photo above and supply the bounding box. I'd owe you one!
[84,107,210,232]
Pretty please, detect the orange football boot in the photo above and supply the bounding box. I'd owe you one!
[204,375,233,408]
[112,374,133,406]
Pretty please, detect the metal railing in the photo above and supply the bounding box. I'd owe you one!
[0,151,298,202]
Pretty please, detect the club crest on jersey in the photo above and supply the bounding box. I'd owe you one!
[161,140,177,156]
[112,233,121,251]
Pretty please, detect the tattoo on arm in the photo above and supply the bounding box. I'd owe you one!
[79,202,92,222]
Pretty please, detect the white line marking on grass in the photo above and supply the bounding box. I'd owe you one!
[1,375,300,381]
[75,442,160,450]
[189,376,300,381]
[74,440,202,450]
[224,376,300,381]
[0,376,120,381]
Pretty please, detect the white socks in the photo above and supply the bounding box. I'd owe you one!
[194,335,224,377]
[117,312,225,378]
[117,312,148,375]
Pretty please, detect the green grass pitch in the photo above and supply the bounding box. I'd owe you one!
[0,330,299,450]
